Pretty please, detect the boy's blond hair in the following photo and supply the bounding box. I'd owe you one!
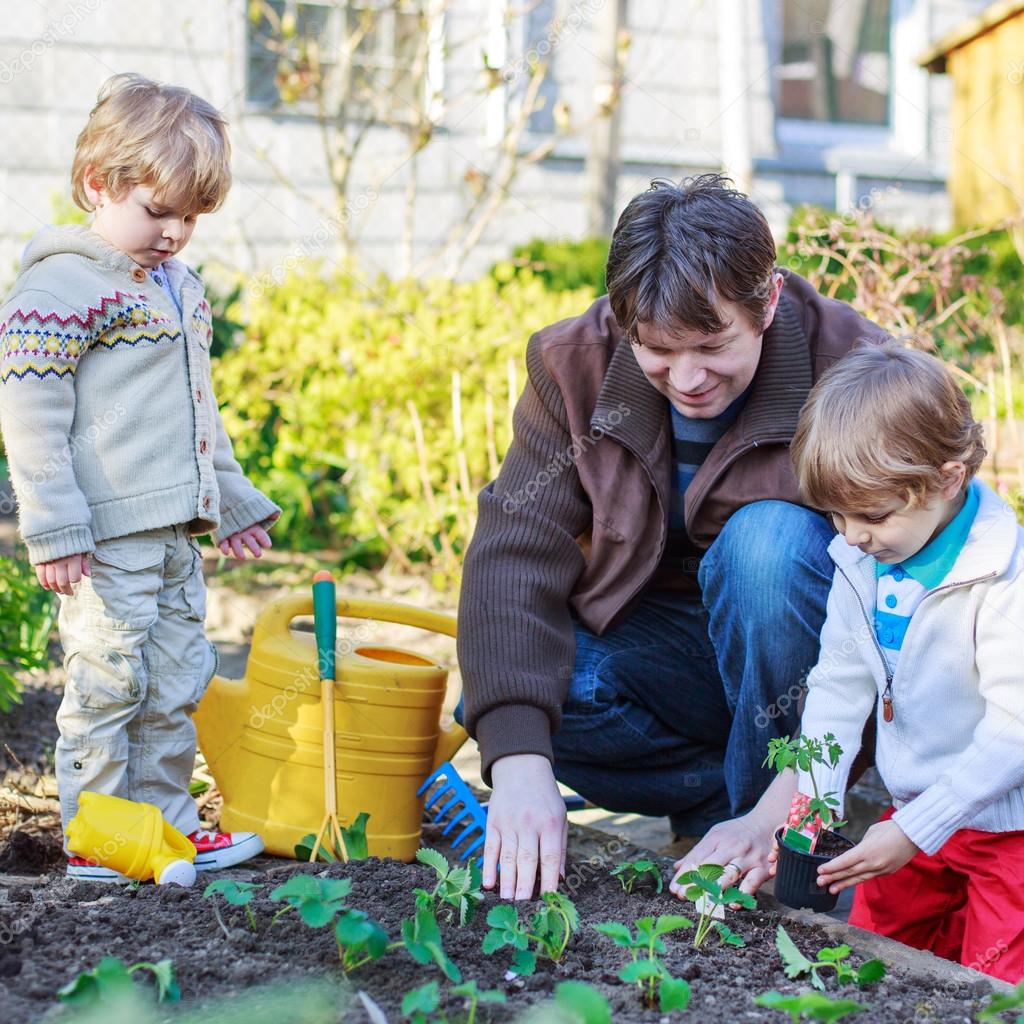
[791,342,986,512]
[72,73,231,215]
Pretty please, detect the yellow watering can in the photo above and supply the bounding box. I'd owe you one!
[194,596,468,862]
[66,791,197,886]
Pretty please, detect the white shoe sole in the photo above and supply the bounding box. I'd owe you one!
[66,864,130,883]
[193,833,265,871]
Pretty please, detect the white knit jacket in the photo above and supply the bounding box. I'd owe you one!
[797,480,1024,855]
[0,226,279,564]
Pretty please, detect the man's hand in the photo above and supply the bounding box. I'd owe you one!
[816,819,918,894]
[485,753,568,900]
[35,553,90,595]
[218,524,273,560]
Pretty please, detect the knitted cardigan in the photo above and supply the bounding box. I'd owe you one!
[0,226,279,564]
[797,480,1024,855]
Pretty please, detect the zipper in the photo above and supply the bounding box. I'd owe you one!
[836,565,998,724]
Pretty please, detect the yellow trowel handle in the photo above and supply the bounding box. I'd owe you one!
[254,594,469,769]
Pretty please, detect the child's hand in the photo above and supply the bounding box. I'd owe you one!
[218,524,273,560]
[816,819,918,894]
[36,553,91,595]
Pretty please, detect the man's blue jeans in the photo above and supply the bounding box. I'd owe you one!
[550,501,834,834]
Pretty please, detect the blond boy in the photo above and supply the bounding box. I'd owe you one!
[0,74,279,879]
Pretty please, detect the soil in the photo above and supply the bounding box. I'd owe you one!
[0,828,996,1024]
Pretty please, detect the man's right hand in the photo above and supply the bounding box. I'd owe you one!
[485,753,568,900]
[35,553,90,596]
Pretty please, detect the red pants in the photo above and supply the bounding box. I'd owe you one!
[849,808,1024,983]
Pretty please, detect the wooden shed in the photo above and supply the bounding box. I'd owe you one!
[919,0,1024,226]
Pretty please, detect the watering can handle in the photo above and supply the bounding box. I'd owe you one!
[254,594,468,768]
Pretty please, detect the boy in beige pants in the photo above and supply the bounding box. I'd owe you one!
[0,74,280,880]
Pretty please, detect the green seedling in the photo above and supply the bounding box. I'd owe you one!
[776,925,886,991]
[203,878,262,932]
[593,915,693,1011]
[764,733,847,846]
[553,981,612,1024]
[270,875,353,926]
[977,981,1024,1022]
[674,862,756,947]
[401,906,462,982]
[402,980,441,1024]
[333,907,389,973]
[611,859,663,894]
[451,979,506,1024]
[414,847,485,925]
[58,956,180,1007]
[481,892,581,975]
[755,990,867,1022]
[295,811,371,861]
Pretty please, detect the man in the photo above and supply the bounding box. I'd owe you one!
[457,175,886,901]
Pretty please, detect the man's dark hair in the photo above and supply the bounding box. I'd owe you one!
[605,174,778,338]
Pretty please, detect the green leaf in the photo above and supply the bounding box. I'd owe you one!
[722,887,757,909]
[855,959,886,986]
[293,832,337,863]
[203,879,261,906]
[401,980,440,1016]
[659,976,691,1013]
[341,812,371,859]
[818,944,851,963]
[714,922,745,947]
[481,929,509,954]
[485,904,519,930]
[57,957,134,1006]
[510,948,537,976]
[756,991,867,1023]
[619,959,664,983]
[416,846,449,878]
[652,914,694,937]
[554,981,611,1024]
[776,924,815,980]
[592,921,635,946]
[134,960,180,1003]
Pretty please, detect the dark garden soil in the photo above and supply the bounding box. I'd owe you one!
[0,824,998,1024]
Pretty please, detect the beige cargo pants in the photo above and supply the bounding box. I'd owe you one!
[55,525,218,845]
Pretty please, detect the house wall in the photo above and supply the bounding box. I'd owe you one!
[0,0,995,290]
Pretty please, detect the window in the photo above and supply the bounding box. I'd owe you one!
[778,0,891,125]
[246,0,430,120]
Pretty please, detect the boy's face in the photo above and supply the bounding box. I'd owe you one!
[86,181,198,269]
[630,274,783,419]
[829,463,968,564]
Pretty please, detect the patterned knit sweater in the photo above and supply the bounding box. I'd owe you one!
[0,226,279,564]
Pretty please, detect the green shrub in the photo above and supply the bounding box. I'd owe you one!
[496,237,609,295]
[214,266,595,582]
[0,547,57,711]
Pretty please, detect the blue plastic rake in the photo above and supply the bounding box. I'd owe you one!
[417,761,587,862]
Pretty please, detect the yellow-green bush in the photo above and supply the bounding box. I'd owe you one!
[214,266,596,583]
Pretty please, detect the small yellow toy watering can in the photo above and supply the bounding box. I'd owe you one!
[194,595,468,861]
[66,792,197,885]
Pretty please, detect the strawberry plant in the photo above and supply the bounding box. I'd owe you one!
[764,733,848,838]
[755,990,867,1022]
[203,878,262,932]
[401,907,462,982]
[451,979,507,1024]
[57,956,180,1007]
[776,925,886,991]
[593,915,693,1011]
[414,847,485,926]
[402,980,442,1023]
[551,981,612,1024]
[481,892,580,975]
[610,859,663,894]
[673,863,756,947]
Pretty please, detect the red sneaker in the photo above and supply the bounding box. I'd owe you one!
[187,829,264,870]
[66,856,129,883]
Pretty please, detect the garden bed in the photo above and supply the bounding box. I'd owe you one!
[0,824,1005,1024]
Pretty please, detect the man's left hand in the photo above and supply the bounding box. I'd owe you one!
[816,819,918,893]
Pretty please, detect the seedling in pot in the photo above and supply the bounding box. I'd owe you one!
[776,925,886,991]
[673,862,756,947]
[414,847,485,925]
[764,733,847,852]
[481,892,581,975]
[754,990,867,1022]
[58,956,180,1007]
[611,858,663,894]
[203,878,262,932]
[593,915,693,1011]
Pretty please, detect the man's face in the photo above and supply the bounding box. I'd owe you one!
[630,274,783,419]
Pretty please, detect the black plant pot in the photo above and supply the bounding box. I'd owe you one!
[773,826,855,912]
